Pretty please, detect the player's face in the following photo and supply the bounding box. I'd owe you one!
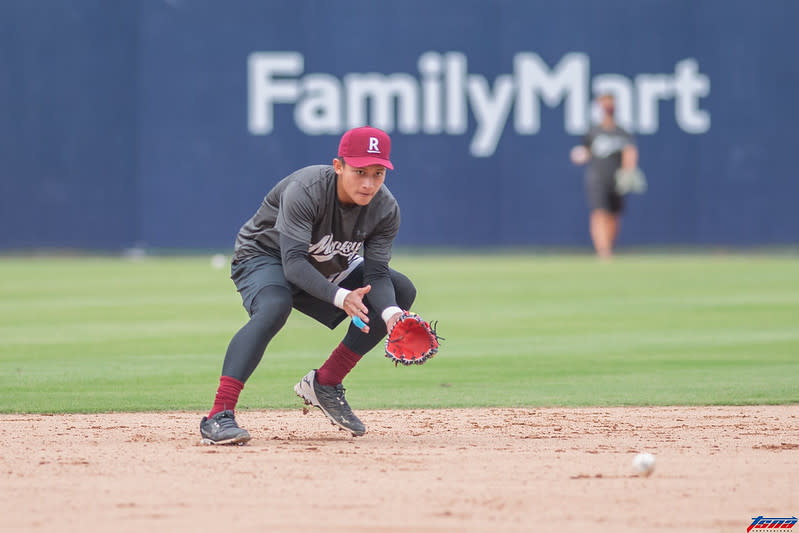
[598,95,615,116]
[334,158,386,206]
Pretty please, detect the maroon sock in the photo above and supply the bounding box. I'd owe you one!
[208,376,244,418]
[316,343,362,386]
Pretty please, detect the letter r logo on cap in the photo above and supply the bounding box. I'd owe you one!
[367,137,380,153]
[337,126,394,169]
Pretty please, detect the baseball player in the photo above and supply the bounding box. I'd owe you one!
[200,126,415,444]
[570,93,640,260]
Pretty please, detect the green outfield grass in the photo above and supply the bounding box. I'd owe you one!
[0,252,797,413]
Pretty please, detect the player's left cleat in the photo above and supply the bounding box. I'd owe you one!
[200,410,251,445]
[294,370,366,437]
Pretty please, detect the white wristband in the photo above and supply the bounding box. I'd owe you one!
[381,306,403,324]
[334,288,351,310]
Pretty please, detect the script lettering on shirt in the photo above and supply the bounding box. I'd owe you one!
[308,234,362,262]
[591,134,628,158]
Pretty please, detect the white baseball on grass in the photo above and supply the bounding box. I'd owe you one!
[632,452,656,476]
[210,254,226,270]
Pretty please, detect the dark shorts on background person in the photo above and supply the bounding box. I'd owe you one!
[585,173,624,214]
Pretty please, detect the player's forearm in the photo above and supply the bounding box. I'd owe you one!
[622,145,638,169]
[363,258,402,323]
[280,234,338,304]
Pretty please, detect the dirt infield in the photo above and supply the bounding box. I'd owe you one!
[1,406,796,532]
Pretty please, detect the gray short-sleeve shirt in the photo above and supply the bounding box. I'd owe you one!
[583,125,635,182]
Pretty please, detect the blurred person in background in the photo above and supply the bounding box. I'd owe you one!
[570,93,645,260]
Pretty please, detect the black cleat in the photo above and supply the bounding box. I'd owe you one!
[200,410,251,445]
[294,370,366,436]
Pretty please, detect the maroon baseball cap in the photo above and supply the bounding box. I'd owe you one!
[337,126,394,170]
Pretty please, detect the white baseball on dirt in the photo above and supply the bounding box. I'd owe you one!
[632,452,656,476]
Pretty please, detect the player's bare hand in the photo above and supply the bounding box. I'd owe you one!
[570,145,590,165]
[344,285,371,333]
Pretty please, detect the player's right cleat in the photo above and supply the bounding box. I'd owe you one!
[200,409,251,445]
[294,370,366,437]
